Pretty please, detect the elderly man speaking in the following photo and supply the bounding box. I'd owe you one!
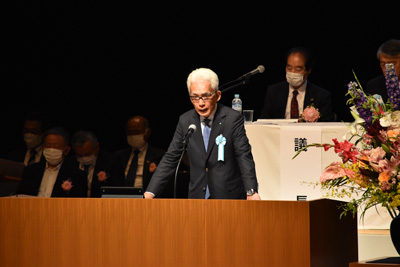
[144,68,260,200]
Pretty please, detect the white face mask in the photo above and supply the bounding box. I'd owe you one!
[43,148,64,165]
[77,154,97,166]
[127,134,146,150]
[24,133,42,149]
[286,72,305,87]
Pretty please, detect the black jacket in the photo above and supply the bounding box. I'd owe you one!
[260,81,335,122]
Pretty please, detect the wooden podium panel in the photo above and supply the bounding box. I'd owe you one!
[205,199,358,267]
[0,198,206,267]
[0,198,357,267]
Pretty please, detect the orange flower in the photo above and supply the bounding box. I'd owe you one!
[378,171,391,183]
[149,162,157,173]
[387,129,400,140]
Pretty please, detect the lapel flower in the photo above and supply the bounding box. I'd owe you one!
[149,162,157,173]
[97,171,108,182]
[301,105,320,122]
[61,179,73,191]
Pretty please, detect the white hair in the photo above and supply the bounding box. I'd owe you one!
[186,68,219,93]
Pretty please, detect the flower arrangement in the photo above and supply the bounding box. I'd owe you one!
[293,63,400,219]
[61,179,73,191]
[301,105,320,122]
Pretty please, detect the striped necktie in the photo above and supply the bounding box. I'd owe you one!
[203,118,211,152]
[290,90,299,119]
[203,118,211,199]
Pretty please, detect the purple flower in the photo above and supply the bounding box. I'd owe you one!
[347,81,373,125]
[385,63,400,109]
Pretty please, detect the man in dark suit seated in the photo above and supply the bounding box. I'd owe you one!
[7,112,46,166]
[259,47,335,122]
[113,115,173,197]
[71,130,125,198]
[16,127,87,197]
[144,68,260,200]
[365,39,400,102]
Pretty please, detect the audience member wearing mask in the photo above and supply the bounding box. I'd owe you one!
[113,115,173,197]
[365,39,400,102]
[7,112,46,166]
[16,127,87,197]
[71,130,124,197]
[259,47,335,122]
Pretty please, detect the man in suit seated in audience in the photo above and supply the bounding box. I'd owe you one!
[114,115,173,197]
[259,47,335,122]
[7,112,46,166]
[365,39,400,102]
[16,127,87,197]
[71,130,124,197]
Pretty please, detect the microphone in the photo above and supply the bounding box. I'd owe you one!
[239,65,265,80]
[182,124,197,145]
[219,65,265,93]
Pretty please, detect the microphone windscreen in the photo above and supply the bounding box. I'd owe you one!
[188,124,197,132]
[258,65,265,73]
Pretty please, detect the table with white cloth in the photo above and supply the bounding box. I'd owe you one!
[245,121,392,229]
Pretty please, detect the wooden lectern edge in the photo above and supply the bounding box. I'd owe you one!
[349,256,400,266]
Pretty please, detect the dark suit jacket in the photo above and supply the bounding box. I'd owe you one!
[89,149,125,198]
[16,155,87,197]
[259,81,335,122]
[114,145,172,197]
[146,103,258,199]
[7,146,45,165]
[365,75,388,102]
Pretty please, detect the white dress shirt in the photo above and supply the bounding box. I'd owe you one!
[37,162,62,197]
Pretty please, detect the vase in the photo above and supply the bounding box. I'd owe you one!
[390,212,400,255]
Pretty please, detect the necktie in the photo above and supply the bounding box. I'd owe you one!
[203,118,211,152]
[83,164,91,197]
[203,119,211,199]
[28,149,37,165]
[290,90,299,119]
[83,164,90,181]
[125,150,140,186]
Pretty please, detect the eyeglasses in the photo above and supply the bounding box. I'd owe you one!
[189,91,217,102]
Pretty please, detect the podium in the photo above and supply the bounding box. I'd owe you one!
[0,198,357,267]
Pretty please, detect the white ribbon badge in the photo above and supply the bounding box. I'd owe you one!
[215,134,226,161]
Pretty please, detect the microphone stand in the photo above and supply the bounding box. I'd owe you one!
[174,143,187,198]
[220,75,251,94]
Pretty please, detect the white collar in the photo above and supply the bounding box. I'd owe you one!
[289,80,307,93]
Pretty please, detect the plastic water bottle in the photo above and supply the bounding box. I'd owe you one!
[232,94,242,113]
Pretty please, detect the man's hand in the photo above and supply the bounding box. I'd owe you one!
[247,193,261,200]
[144,192,155,199]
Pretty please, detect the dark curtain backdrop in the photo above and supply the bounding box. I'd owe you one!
[1,3,399,155]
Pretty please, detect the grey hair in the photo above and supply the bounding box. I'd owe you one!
[186,68,219,93]
[377,39,400,59]
[71,130,98,149]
